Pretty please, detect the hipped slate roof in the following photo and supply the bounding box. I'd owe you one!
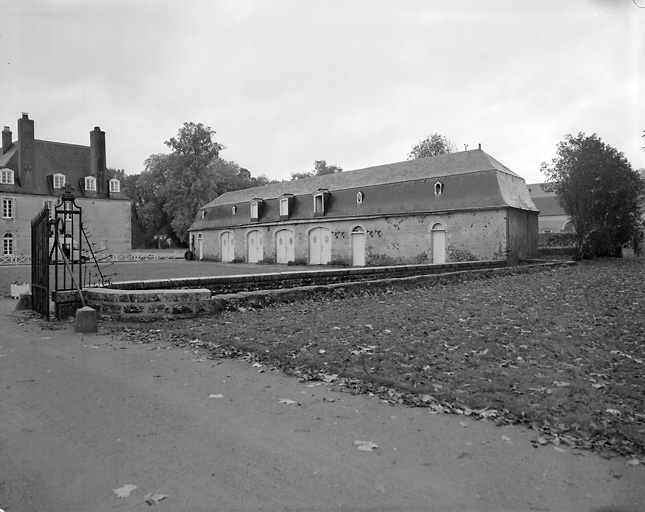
[190,150,537,232]
[0,139,127,200]
[203,149,526,208]
[527,183,566,216]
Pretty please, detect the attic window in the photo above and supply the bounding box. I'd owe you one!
[232,205,237,215]
[279,194,294,220]
[434,181,443,195]
[109,179,120,193]
[356,191,363,205]
[280,198,289,216]
[85,176,96,192]
[201,210,206,219]
[53,173,66,189]
[250,198,264,221]
[313,189,330,217]
[1,169,14,185]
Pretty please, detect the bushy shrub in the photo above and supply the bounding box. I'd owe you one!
[448,249,478,262]
[327,257,350,267]
[539,233,576,248]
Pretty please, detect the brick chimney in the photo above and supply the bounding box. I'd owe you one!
[90,126,106,194]
[2,126,11,154]
[17,113,35,188]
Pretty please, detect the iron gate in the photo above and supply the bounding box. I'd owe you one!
[30,205,51,319]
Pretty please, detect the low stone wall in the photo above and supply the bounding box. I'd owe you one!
[82,260,573,322]
[107,260,508,295]
[85,288,212,322]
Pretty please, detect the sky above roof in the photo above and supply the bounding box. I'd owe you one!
[1,0,643,184]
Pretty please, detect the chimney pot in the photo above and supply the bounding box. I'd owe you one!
[94,126,100,131]
[22,113,29,119]
[2,125,12,154]
[478,143,481,150]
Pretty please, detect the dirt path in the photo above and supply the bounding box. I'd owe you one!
[0,299,643,512]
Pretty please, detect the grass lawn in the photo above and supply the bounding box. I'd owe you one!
[110,257,643,461]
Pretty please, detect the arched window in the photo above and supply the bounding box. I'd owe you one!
[232,205,237,215]
[356,191,364,205]
[3,232,14,256]
[434,181,443,195]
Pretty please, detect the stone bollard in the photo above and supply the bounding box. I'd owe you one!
[15,293,32,311]
[74,306,98,333]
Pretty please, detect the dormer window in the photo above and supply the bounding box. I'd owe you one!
[0,168,14,185]
[85,176,96,192]
[313,189,330,217]
[356,191,364,205]
[53,173,66,189]
[279,194,294,220]
[250,198,264,221]
[109,179,120,193]
[434,181,444,195]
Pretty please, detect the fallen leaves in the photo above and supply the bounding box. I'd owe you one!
[113,484,169,506]
[354,440,379,452]
[109,258,645,461]
[113,484,136,498]
[144,491,169,505]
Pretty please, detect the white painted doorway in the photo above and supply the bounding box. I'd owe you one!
[247,230,264,263]
[276,229,295,264]
[196,233,203,260]
[431,223,446,264]
[220,231,234,262]
[309,227,331,265]
[351,226,366,266]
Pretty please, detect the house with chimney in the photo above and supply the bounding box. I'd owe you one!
[1,113,131,259]
[188,149,538,266]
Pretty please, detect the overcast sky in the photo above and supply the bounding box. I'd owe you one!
[1,0,643,184]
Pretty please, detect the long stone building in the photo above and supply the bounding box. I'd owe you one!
[188,149,538,266]
[0,113,131,259]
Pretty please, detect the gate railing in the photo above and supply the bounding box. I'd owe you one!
[30,205,50,319]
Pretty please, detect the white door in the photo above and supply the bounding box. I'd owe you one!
[309,227,331,265]
[248,230,264,263]
[351,227,366,266]
[221,232,234,262]
[197,234,203,260]
[431,223,446,264]
[276,229,295,264]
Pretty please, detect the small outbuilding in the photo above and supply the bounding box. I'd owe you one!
[188,149,538,266]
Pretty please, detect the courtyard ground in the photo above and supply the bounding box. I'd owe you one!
[106,257,645,463]
[1,296,644,511]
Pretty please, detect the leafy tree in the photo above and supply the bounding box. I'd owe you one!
[159,123,226,243]
[290,160,342,180]
[408,133,456,160]
[541,132,645,259]
[128,122,274,247]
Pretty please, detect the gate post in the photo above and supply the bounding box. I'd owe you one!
[51,185,86,319]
